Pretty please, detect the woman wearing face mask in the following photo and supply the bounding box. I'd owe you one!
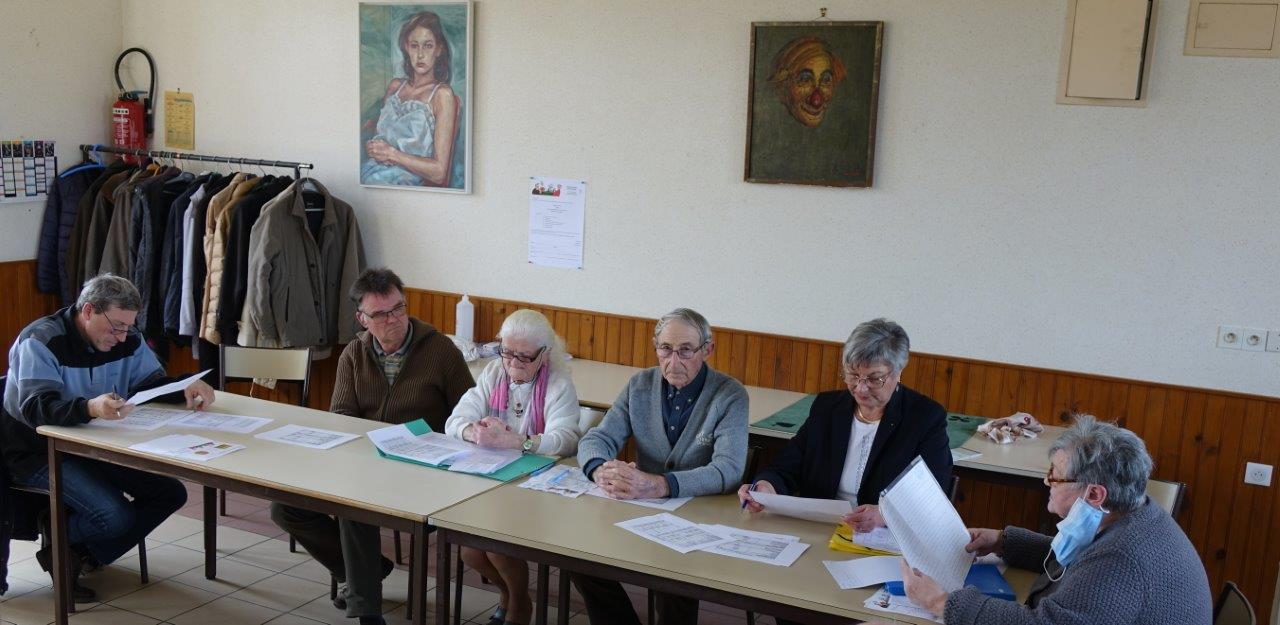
[898,414,1212,625]
[444,309,580,625]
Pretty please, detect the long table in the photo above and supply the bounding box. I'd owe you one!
[432,478,1038,625]
[38,392,503,625]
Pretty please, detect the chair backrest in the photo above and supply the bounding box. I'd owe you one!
[1215,581,1256,625]
[578,407,604,434]
[218,346,313,407]
[948,475,961,503]
[1146,478,1187,517]
[741,446,760,484]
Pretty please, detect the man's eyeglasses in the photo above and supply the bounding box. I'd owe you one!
[843,370,890,389]
[654,342,707,360]
[359,302,407,323]
[499,346,546,364]
[1044,465,1078,485]
[103,316,137,337]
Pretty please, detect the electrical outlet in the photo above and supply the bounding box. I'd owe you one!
[1245,462,1273,486]
[1240,327,1267,352]
[1217,325,1243,349]
[1267,330,1280,353]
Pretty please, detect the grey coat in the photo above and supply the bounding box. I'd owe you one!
[946,497,1212,625]
[577,366,748,497]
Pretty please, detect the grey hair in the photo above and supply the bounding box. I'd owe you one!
[1050,413,1153,513]
[653,308,713,346]
[76,274,141,314]
[842,318,910,374]
[498,309,568,374]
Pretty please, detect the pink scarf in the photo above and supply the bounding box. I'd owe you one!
[487,362,550,436]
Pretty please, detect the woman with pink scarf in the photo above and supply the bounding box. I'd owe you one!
[444,309,580,625]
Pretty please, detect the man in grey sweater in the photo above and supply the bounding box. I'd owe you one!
[898,414,1212,625]
[573,308,748,625]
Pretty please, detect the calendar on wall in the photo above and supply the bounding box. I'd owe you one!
[0,139,56,204]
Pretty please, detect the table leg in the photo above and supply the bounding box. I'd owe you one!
[535,563,549,625]
[412,522,429,625]
[47,439,72,624]
[203,486,217,578]
[556,570,570,625]
[432,530,448,625]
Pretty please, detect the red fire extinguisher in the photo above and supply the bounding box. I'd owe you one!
[112,47,156,163]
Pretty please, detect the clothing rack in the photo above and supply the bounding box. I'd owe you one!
[78,144,314,179]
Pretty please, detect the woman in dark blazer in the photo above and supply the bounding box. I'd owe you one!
[740,318,952,532]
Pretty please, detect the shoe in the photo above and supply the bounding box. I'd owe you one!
[358,617,386,625]
[34,545,98,603]
[332,581,349,610]
[485,607,508,625]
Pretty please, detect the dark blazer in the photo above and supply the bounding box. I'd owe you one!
[754,384,952,505]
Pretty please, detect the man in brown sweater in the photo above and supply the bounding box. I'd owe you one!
[270,267,474,625]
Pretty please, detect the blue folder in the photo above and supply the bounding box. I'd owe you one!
[373,419,555,482]
[885,563,1014,601]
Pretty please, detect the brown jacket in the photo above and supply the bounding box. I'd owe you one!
[81,169,141,281]
[199,174,257,344]
[330,318,475,432]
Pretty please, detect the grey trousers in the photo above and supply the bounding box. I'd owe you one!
[269,503,386,617]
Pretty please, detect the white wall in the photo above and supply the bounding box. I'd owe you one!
[115,0,1280,396]
[0,1,122,262]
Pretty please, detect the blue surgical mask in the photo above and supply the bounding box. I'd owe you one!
[1047,497,1107,573]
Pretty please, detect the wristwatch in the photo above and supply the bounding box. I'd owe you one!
[521,435,535,454]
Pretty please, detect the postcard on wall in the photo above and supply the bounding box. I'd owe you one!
[528,176,585,269]
[358,2,473,193]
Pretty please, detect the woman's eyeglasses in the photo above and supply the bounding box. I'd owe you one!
[499,346,546,364]
[843,371,889,389]
[1044,465,1078,485]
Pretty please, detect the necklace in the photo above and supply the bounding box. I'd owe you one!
[512,399,526,418]
[854,406,880,425]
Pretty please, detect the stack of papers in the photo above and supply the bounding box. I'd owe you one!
[130,434,244,462]
[615,513,732,554]
[91,406,272,435]
[519,465,596,497]
[256,424,360,450]
[614,514,810,567]
[863,587,942,624]
[93,406,190,431]
[366,421,552,480]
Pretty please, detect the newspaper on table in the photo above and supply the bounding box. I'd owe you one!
[91,406,189,431]
[699,525,809,567]
[255,424,360,450]
[615,513,732,554]
[130,434,244,462]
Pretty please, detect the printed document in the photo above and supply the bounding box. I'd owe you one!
[749,491,852,523]
[367,424,472,465]
[879,457,972,592]
[92,406,189,431]
[170,411,272,434]
[255,424,359,450]
[527,176,586,269]
[699,525,809,567]
[586,488,692,511]
[447,449,522,475]
[615,513,732,554]
[854,527,902,554]
[519,465,596,498]
[130,434,244,462]
[863,587,943,623]
[125,370,211,406]
[823,556,902,589]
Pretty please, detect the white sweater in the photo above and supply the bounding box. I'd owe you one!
[444,359,581,457]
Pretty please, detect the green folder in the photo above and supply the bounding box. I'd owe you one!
[373,419,555,482]
[754,397,988,450]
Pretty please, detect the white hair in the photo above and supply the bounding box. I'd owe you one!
[498,309,568,373]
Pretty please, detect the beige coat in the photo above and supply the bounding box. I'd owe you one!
[199,174,258,344]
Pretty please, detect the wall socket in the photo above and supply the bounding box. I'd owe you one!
[1245,462,1273,486]
[1240,327,1267,352]
[1268,330,1280,353]
[1218,325,1243,349]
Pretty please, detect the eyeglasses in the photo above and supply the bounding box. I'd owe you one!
[1044,465,1078,485]
[103,315,137,338]
[359,302,407,323]
[499,345,546,364]
[654,341,707,360]
[843,370,890,389]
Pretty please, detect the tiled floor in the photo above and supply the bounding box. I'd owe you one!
[1,483,769,625]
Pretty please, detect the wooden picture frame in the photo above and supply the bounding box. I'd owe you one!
[744,21,884,188]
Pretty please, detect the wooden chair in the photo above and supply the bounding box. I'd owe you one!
[1214,581,1256,625]
[1145,478,1187,517]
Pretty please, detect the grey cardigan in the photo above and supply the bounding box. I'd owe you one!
[577,366,748,497]
[946,498,1212,625]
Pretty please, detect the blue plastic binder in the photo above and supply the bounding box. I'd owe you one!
[884,563,1014,601]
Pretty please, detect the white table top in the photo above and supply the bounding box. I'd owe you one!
[433,473,1037,624]
[38,392,502,522]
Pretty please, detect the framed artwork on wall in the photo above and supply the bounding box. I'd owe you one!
[744,21,884,188]
[359,2,472,193]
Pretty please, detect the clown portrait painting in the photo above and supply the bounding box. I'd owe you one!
[745,22,883,187]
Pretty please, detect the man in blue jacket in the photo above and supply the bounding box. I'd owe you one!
[2,273,215,601]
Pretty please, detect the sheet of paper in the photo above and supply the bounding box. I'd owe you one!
[863,587,943,624]
[700,525,809,567]
[823,556,902,589]
[879,457,973,593]
[854,526,902,554]
[130,434,244,462]
[527,176,585,269]
[170,411,272,434]
[447,449,522,475]
[615,513,732,554]
[519,465,596,498]
[366,424,472,464]
[951,447,982,462]
[255,424,359,450]
[92,406,191,431]
[586,487,692,511]
[125,369,211,406]
[749,491,853,523]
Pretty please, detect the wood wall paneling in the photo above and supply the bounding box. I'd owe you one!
[2,262,1275,622]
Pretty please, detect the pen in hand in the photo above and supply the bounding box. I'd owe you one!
[741,480,759,510]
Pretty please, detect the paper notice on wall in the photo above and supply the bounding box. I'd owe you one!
[528,176,585,269]
[164,90,195,150]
